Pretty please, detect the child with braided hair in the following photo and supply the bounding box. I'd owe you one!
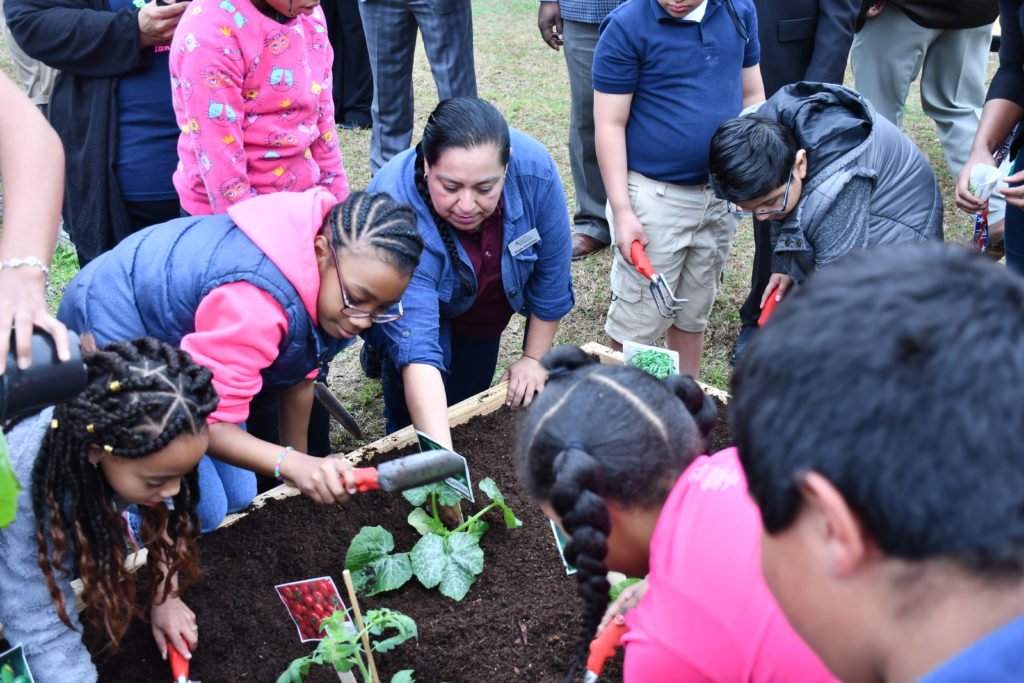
[58,188,424,531]
[514,345,837,683]
[363,97,574,444]
[0,337,216,681]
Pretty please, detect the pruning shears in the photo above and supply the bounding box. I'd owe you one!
[169,645,199,683]
[630,241,687,318]
[350,450,464,493]
[582,615,628,683]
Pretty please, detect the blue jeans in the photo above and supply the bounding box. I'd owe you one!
[380,334,501,434]
[195,455,256,533]
[1006,154,1024,276]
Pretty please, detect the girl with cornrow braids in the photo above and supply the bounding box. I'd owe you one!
[59,188,423,532]
[364,97,574,448]
[1,337,215,680]
[514,345,837,683]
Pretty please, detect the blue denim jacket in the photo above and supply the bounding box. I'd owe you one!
[365,128,574,371]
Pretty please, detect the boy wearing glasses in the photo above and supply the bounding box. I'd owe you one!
[708,81,942,308]
[594,0,765,379]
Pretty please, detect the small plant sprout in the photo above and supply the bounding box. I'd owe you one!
[278,609,417,683]
[345,477,522,601]
[628,349,676,379]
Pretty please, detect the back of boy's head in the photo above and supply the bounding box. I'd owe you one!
[514,345,716,682]
[709,115,797,202]
[731,243,1024,576]
[323,190,424,277]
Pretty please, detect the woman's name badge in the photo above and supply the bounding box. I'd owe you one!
[508,228,541,257]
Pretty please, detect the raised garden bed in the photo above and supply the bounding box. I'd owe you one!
[84,344,733,682]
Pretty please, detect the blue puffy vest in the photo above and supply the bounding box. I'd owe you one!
[58,214,350,393]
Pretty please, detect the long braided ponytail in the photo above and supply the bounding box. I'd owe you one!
[322,190,423,276]
[514,345,716,680]
[30,337,219,649]
[413,97,511,296]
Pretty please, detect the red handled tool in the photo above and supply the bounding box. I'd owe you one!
[583,615,628,683]
[630,240,688,318]
[757,289,784,327]
[169,645,197,683]
[351,450,465,493]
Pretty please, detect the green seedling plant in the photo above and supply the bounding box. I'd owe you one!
[628,349,675,379]
[345,477,522,601]
[0,663,30,683]
[278,608,417,683]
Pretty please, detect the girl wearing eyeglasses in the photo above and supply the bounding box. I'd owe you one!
[361,97,574,447]
[57,188,423,531]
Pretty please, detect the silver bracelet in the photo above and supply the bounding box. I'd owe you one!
[0,256,49,276]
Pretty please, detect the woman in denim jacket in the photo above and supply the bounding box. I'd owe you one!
[364,97,574,446]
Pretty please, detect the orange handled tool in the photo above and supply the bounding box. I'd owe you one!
[757,289,784,327]
[169,645,193,683]
[350,450,465,493]
[629,241,687,318]
[582,615,628,683]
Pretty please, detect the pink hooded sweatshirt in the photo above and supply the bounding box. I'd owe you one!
[180,188,338,424]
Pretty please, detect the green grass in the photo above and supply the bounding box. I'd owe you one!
[0,0,988,451]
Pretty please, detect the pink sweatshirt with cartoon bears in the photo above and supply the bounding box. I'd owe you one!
[169,0,349,215]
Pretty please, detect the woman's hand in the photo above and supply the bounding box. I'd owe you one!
[151,595,198,660]
[501,355,548,409]
[1001,169,1024,210]
[760,273,793,309]
[138,0,189,49]
[956,150,999,214]
[612,209,648,266]
[599,578,648,632]
[281,451,359,504]
[0,267,69,374]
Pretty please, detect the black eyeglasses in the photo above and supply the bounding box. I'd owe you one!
[329,245,403,324]
[727,172,795,217]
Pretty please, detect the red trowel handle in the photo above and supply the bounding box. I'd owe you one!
[757,289,784,327]
[586,616,628,678]
[630,241,656,279]
[351,467,381,492]
[169,645,189,683]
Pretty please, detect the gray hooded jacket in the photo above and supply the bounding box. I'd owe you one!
[760,83,943,284]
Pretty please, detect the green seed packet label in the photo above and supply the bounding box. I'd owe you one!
[415,430,474,503]
[0,643,37,683]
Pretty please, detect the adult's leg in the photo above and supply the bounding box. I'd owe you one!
[851,5,934,128]
[359,0,418,174]
[562,19,609,247]
[444,335,501,405]
[123,199,181,236]
[414,0,477,103]
[1005,156,1024,275]
[211,457,257,515]
[734,217,771,362]
[919,23,993,178]
[195,456,228,534]
[335,0,374,126]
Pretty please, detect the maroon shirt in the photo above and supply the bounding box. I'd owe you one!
[451,202,514,339]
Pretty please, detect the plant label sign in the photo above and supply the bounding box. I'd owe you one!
[0,643,36,683]
[549,519,577,575]
[275,576,355,643]
[415,430,474,503]
[623,340,680,380]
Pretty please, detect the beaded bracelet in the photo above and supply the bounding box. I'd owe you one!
[273,446,294,484]
[0,256,49,276]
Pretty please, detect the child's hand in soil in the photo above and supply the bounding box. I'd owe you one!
[501,355,547,409]
[151,595,198,660]
[599,578,648,632]
[283,452,359,504]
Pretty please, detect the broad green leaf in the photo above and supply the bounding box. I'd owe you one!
[0,434,21,528]
[437,533,484,601]
[277,657,311,683]
[366,552,413,596]
[391,671,415,683]
[465,518,489,541]
[609,577,643,602]
[402,482,462,508]
[345,526,395,569]
[407,508,444,536]
[410,533,445,589]
[478,478,522,529]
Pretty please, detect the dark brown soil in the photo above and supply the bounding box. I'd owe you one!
[91,397,731,683]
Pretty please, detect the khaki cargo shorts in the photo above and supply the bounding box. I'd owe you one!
[605,171,738,344]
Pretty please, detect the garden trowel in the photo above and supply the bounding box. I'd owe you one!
[583,615,627,683]
[169,645,199,683]
[351,450,464,493]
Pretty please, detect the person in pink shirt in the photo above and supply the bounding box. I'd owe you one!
[169,0,349,215]
[514,345,837,683]
[57,189,423,532]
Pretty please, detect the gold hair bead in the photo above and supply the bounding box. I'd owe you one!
[50,419,59,430]
[109,380,121,392]
[103,444,114,454]
[86,424,95,433]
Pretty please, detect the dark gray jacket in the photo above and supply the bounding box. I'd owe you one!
[761,82,943,284]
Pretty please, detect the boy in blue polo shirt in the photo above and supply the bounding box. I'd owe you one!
[594,0,764,377]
